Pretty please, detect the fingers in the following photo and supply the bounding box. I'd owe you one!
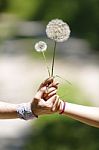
[46,95,61,112]
[35,87,46,100]
[51,96,61,112]
[48,81,59,89]
[43,87,57,100]
[45,87,56,94]
[47,95,57,105]
[47,89,57,97]
[44,90,57,101]
[44,77,54,85]
[38,77,54,90]
[35,86,57,102]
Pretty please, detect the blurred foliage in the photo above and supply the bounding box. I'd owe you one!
[23,84,99,150]
[24,118,99,150]
[58,85,91,109]
[0,0,99,49]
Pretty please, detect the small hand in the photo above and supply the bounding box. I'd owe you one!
[38,77,59,100]
[51,97,64,113]
[31,87,60,116]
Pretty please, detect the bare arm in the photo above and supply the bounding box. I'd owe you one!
[59,101,99,128]
[0,101,18,119]
[0,77,58,119]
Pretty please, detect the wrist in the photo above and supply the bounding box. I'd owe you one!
[17,102,38,120]
[30,102,39,117]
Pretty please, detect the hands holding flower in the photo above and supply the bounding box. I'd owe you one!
[31,77,62,117]
[32,19,70,118]
[1,77,99,128]
[0,77,62,120]
[32,19,99,128]
[31,77,66,117]
[0,19,69,120]
[0,18,98,128]
[31,78,99,128]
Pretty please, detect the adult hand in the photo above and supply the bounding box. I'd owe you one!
[38,77,59,101]
[31,86,60,116]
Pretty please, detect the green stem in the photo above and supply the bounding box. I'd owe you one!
[55,75,72,85]
[51,41,57,77]
[42,51,50,77]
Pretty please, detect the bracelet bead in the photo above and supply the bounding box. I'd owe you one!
[17,103,38,120]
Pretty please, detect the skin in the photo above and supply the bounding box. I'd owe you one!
[52,98,99,128]
[1,77,98,128]
[31,86,59,116]
[0,77,59,119]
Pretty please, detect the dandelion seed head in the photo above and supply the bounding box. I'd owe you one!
[35,41,47,52]
[46,19,70,42]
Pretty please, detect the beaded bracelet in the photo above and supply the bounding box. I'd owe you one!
[17,103,38,120]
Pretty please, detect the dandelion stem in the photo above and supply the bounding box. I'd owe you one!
[55,75,72,85]
[51,41,57,77]
[42,51,50,77]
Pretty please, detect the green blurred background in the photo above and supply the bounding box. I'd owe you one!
[0,0,99,49]
[0,0,99,150]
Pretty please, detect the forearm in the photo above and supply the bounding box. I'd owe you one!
[60,101,99,128]
[0,102,18,119]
